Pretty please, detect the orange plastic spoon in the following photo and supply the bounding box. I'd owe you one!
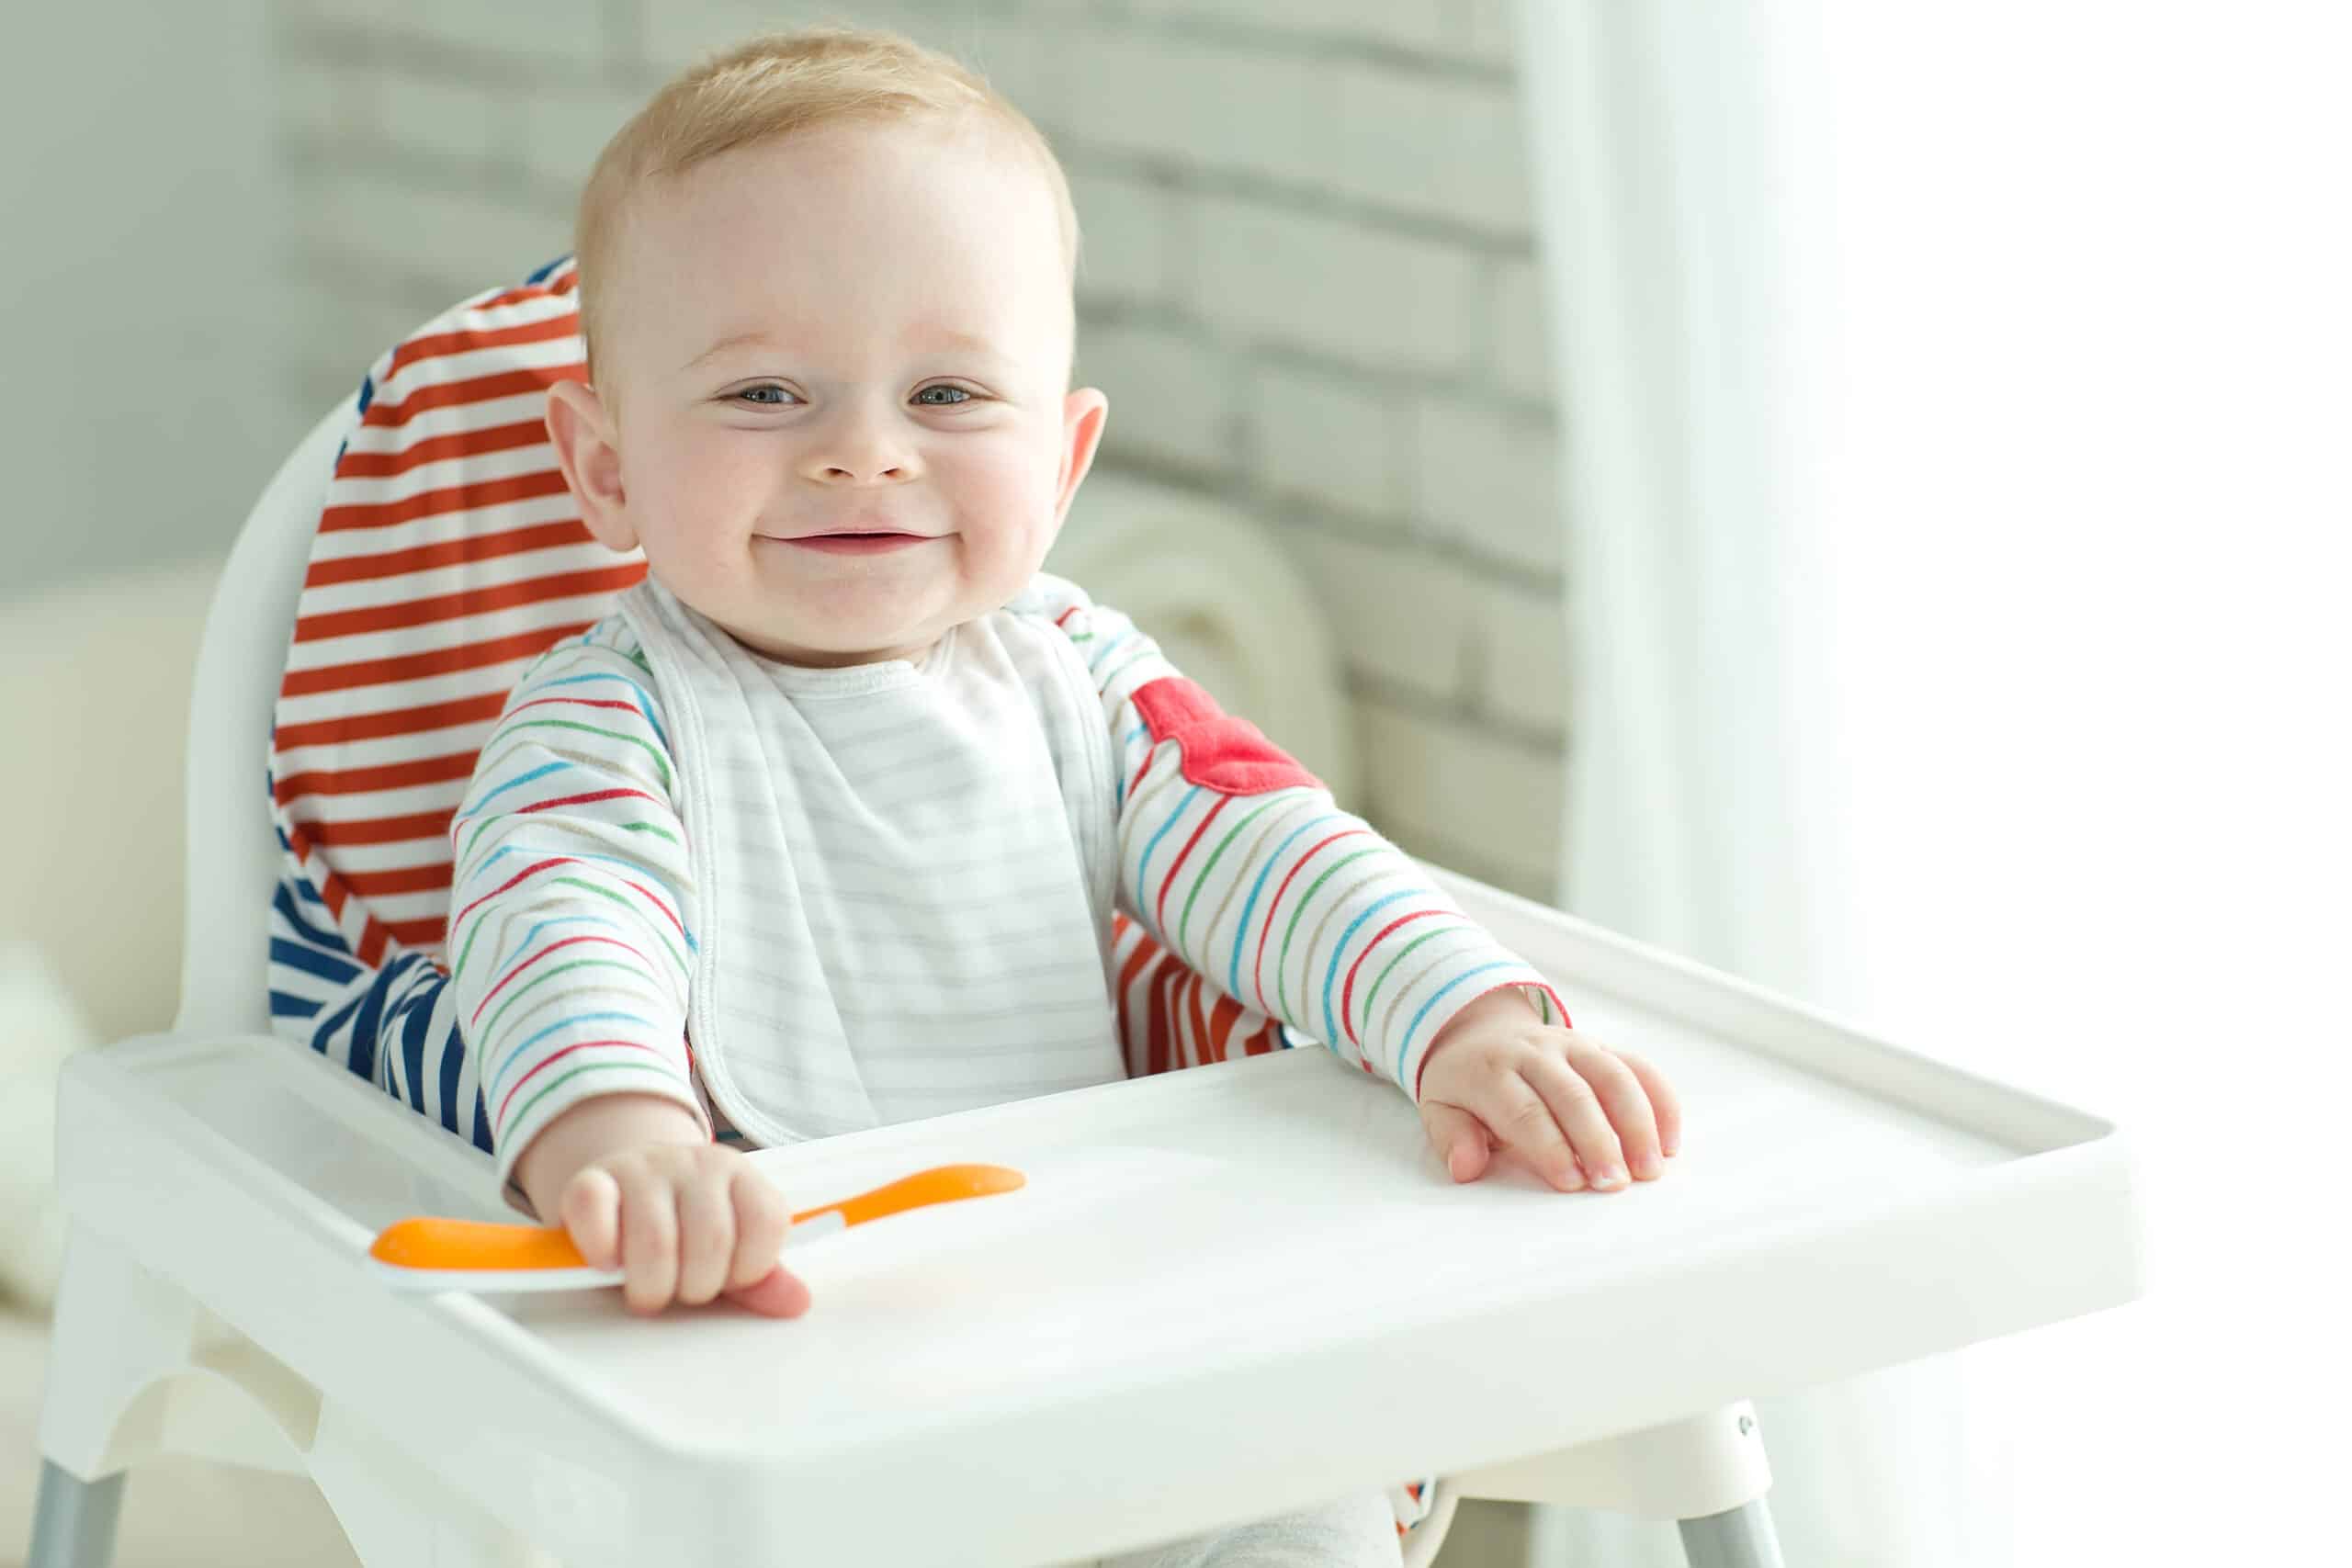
[365,1162,1025,1292]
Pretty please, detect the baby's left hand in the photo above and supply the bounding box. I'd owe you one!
[1417,990,1682,1193]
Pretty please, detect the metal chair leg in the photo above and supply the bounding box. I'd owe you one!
[1678,1495,1786,1568]
[27,1458,124,1568]
[1457,1400,1791,1566]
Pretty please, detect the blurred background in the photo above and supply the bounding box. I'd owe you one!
[2,2,2345,1565]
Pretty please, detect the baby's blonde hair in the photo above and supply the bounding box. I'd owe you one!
[573,24,1081,400]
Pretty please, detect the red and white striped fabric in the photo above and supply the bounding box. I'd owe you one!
[271,260,635,972]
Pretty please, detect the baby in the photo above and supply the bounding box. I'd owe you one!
[447,26,1681,1567]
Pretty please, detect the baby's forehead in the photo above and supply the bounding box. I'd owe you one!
[622,156,1069,365]
[638,117,1061,265]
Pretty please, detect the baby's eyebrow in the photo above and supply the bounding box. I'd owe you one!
[681,330,775,373]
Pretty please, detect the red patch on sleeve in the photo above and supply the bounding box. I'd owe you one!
[1131,676,1324,796]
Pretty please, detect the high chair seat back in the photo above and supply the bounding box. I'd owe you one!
[258,259,626,1148]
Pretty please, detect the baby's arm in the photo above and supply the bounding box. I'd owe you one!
[446,628,710,1216]
[447,629,806,1315]
[1044,583,1565,1101]
[1049,588,1682,1190]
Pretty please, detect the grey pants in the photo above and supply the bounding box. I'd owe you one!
[1073,1488,1404,1568]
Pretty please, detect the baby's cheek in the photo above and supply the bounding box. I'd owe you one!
[667,444,763,521]
[950,458,1060,568]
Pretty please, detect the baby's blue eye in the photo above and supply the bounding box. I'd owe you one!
[736,385,792,406]
[915,385,973,406]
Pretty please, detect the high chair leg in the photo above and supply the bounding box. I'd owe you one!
[1676,1497,1785,1568]
[25,1461,123,1568]
[28,1223,206,1568]
[1453,1401,1785,1567]
[308,1396,560,1568]
[28,1221,554,1568]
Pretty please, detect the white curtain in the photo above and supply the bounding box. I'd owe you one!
[1514,3,2350,1564]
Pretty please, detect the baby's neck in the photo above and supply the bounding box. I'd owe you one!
[719,617,946,672]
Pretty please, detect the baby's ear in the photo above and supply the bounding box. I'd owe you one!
[545,379,638,553]
[1050,386,1110,532]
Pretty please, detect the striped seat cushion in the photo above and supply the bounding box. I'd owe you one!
[263,256,1283,1144]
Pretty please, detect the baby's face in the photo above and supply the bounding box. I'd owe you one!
[553,120,1106,667]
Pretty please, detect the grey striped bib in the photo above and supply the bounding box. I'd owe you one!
[619,572,1126,1147]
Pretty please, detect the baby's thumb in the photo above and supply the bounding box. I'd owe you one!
[726,1264,813,1318]
[1420,1101,1490,1183]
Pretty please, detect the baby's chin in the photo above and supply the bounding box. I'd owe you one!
[709,601,949,669]
[658,548,1037,664]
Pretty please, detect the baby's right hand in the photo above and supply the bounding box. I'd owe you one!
[557,1141,812,1318]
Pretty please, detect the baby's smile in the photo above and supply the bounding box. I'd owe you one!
[757,530,939,555]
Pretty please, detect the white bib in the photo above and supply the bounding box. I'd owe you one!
[618,572,1126,1147]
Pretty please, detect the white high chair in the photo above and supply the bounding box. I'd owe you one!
[26,372,2145,1568]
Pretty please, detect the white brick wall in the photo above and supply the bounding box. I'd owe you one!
[1491,254,1555,401]
[1067,169,1182,308]
[1247,359,1410,519]
[1072,319,1235,475]
[405,0,616,73]
[1356,703,1564,896]
[293,166,571,299]
[1319,62,1530,231]
[1189,193,1487,375]
[1128,0,1452,53]
[269,0,1570,905]
[513,80,649,195]
[1281,533,1476,705]
[646,1,959,79]
[953,14,1071,148]
[276,56,383,144]
[377,70,509,172]
[1408,393,1566,577]
[1063,31,1305,179]
[1473,577,1574,739]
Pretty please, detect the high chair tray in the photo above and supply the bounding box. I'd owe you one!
[53,863,2142,1567]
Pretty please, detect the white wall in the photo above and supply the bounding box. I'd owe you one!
[0,1,295,601]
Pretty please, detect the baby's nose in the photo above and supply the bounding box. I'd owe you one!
[812,459,912,482]
[803,434,915,484]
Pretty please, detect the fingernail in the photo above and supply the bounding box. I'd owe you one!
[1590,1166,1624,1189]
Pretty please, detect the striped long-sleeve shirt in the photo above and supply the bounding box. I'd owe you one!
[447,570,1566,1216]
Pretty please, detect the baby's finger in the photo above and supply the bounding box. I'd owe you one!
[1613,1047,1683,1158]
[1520,1055,1627,1190]
[728,1166,796,1292]
[1480,1073,1586,1192]
[1560,1039,1662,1180]
[1419,1100,1493,1183]
[559,1168,622,1269]
[614,1166,682,1315]
[726,1264,813,1319]
[673,1176,735,1307]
